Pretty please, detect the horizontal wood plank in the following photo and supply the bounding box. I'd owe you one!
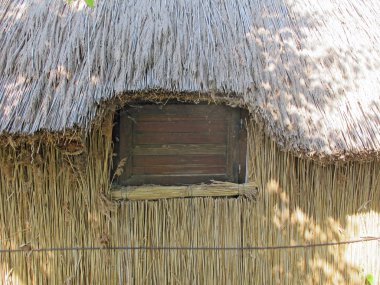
[134,132,226,144]
[133,144,226,155]
[128,115,228,122]
[132,165,226,175]
[133,155,226,167]
[110,182,259,200]
[134,120,227,133]
[124,174,230,186]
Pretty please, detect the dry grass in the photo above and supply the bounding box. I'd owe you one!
[1,0,380,161]
[0,117,379,284]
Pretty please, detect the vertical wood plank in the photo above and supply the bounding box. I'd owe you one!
[238,110,248,183]
[111,110,120,180]
[119,110,134,184]
[226,107,240,182]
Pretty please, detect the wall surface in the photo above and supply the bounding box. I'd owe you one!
[0,119,379,284]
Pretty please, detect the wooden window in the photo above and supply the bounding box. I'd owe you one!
[112,104,247,186]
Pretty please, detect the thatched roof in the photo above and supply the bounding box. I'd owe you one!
[0,0,379,162]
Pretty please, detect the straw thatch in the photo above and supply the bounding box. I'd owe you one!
[0,0,379,162]
[0,1,380,284]
[0,121,379,285]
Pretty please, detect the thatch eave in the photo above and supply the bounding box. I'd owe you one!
[0,89,378,165]
[0,0,379,163]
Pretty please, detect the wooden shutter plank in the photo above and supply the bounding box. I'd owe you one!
[133,155,226,166]
[134,132,226,144]
[118,111,134,182]
[125,174,229,186]
[238,110,248,183]
[134,121,227,133]
[130,115,227,122]
[132,165,226,175]
[112,111,121,181]
[133,144,226,156]
[225,109,240,182]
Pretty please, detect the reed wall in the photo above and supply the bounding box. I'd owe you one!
[0,117,379,284]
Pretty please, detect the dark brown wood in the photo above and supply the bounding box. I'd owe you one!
[111,112,120,165]
[238,110,248,183]
[134,132,226,144]
[134,120,226,133]
[113,103,248,186]
[125,174,229,186]
[118,110,134,182]
[131,115,226,122]
[132,165,226,175]
[133,144,226,156]
[111,111,121,179]
[225,109,240,182]
[133,155,226,166]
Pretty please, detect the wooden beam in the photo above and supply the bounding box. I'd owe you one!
[110,181,258,201]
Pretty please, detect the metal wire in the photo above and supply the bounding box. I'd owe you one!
[5,236,380,253]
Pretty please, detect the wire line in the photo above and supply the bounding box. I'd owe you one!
[5,236,380,253]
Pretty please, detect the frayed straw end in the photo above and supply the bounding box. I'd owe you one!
[240,186,259,200]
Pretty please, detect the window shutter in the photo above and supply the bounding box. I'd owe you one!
[113,104,246,186]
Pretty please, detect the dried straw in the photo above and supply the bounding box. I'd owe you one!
[0,117,379,284]
[0,0,380,161]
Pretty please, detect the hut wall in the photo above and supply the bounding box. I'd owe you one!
[0,118,379,285]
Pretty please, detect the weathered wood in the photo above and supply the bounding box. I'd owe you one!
[110,182,258,200]
[238,110,248,183]
[134,120,226,133]
[133,144,226,156]
[114,104,247,186]
[133,155,226,166]
[111,111,122,183]
[132,165,226,175]
[226,108,240,182]
[124,174,229,185]
[118,111,134,182]
[135,132,226,144]
[132,115,226,122]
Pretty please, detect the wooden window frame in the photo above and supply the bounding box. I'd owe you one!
[112,103,247,187]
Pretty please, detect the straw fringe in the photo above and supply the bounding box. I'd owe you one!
[0,118,379,284]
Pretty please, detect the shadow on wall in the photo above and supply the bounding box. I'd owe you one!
[248,119,380,284]
[262,179,380,284]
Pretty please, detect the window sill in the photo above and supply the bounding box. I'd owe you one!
[110,181,258,201]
